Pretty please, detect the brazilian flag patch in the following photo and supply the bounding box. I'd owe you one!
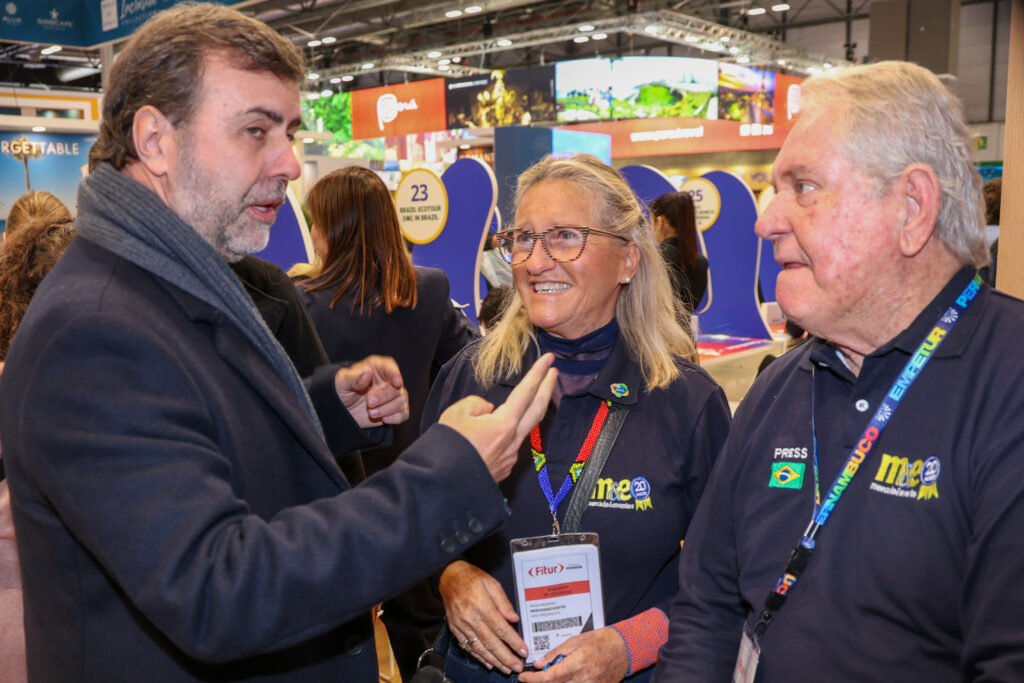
[770,462,806,489]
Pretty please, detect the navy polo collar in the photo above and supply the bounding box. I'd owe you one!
[805,266,986,375]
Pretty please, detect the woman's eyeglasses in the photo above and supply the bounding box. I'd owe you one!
[494,225,630,265]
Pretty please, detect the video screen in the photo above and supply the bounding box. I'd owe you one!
[446,65,556,128]
[555,57,718,122]
[718,63,776,125]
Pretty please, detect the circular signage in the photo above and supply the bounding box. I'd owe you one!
[679,177,721,232]
[395,168,448,244]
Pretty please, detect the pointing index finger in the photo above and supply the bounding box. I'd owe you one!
[493,353,556,422]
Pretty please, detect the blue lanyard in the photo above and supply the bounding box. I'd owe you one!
[755,273,982,636]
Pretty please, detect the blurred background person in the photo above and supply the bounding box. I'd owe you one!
[979,177,1001,287]
[478,285,512,335]
[232,255,329,378]
[480,234,514,290]
[649,191,708,327]
[0,191,75,360]
[298,165,479,679]
[0,190,76,683]
[423,154,730,682]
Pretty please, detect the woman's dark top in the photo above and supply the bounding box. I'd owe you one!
[659,238,708,314]
[300,265,479,476]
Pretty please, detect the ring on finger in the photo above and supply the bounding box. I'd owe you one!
[459,638,471,649]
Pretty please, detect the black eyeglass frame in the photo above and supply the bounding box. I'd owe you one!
[493,225,631,265]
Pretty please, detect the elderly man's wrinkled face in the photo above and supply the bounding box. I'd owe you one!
[755,109,904,340]
[513,179,637,340]
[166,53,302,262]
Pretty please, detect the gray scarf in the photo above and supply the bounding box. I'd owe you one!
[76,163,322,435]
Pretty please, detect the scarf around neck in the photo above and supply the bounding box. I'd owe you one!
[76,163,322,435]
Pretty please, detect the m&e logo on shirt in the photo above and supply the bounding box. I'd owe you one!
[588,475,654,510]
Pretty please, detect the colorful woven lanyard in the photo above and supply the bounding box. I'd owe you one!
[531,400,611,534]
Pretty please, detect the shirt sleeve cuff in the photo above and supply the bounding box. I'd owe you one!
[609,607,670,675]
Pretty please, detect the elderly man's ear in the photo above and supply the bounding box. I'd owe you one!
[898,164,942,258]
[131,105,176,178]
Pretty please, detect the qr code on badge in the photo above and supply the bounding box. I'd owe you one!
[533,635,550,651]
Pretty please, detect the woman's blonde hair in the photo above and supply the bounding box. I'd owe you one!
[473,154,694,390]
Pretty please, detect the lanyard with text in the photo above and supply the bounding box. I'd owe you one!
[531,400,611,534]
[753,274,982,637]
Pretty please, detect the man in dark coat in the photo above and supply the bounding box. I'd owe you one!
[0,4,555,681]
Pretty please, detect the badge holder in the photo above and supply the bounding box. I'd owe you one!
[732,620,762,683]
[510,532,604,665]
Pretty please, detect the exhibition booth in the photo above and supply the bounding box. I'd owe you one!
[0,51,1001,356]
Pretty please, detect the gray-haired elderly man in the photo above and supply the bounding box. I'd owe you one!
[0,3,556,681]
[656,61,1024,681]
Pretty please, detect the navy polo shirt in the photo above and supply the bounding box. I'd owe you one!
[658,268,1024,682]
[422,331,730,654]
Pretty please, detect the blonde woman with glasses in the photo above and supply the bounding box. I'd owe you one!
[422,154,731,683]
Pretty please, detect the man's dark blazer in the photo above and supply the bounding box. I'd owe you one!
[230,255,330,378]
[230,255,366,485]
[0,239,506,681]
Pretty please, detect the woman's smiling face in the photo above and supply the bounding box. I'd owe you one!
[512,179,637,339]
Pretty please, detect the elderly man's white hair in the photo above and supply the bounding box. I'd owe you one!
[799,60,988,268]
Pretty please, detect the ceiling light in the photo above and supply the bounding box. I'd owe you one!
[446,9,463,18]
[330,77,341,84]
[777,58,787,65]
[427,50,443,58]
[342,75,355,82]
[578,24,595,32]
[685,34,700,43]
[306,72,320,80]
[40,45,62,55]
[738,56,750,64]
[452,56,462,62]
[32,125,46,132]
[573,36,590,43]
[439,64,451,71]
[592,33,608,40]
[644,24,659,34]
[465,5,483,13]
[721,36,731,43]
[320,89,332,97]
[496,38,512,47]
[307,39,322,47]
[747,7,767,15]
[322,36,336,44]
[772,3,791,10]
[728,46,740,54]
[823,62,833,69]
[438,58,451,65]
[361,62,375,69]
[459,144,471,149]
[302,137,314,144]
[306,93,319,100]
